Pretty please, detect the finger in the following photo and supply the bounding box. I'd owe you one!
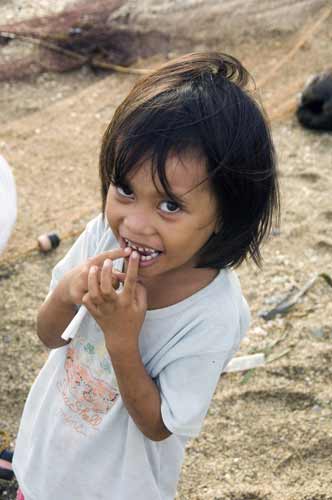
[100,259,117,299]
[90,247,131,268]
[88,265,103,305]
[82,292,99,317]
[112,269,126,283]
[97,267,102,285]
[123,251,140,298]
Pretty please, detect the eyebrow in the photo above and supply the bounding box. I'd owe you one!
[118,177,188,208]
[119,174,209,208]
[157,178,210,209]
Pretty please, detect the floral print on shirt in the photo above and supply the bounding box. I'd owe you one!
[56,320,119,434]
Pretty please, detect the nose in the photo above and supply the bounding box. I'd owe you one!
[123,211,156,237]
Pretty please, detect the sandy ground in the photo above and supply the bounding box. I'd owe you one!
[0,1,332,499]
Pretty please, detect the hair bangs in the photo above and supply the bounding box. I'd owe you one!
[110,95,205,203]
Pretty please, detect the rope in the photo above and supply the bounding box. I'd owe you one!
[0,31,152,76]
[257,4,332,89]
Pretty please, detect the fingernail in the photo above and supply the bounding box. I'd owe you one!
[104,259,112,267]
[91,265,98,273]
[124,247,131,254]
[132,251,139,259]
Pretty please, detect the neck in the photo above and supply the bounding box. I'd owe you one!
[141,266,219,310]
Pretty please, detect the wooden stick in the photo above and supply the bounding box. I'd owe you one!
[260,273,332,321]
[0,30,152,76]
[266,348,293,364]
[91,55,151,75]
[0,31,87,63]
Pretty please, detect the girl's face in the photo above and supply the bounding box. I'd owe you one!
[106,150,219,282]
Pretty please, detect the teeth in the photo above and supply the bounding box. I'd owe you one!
[125,238,137,250]
[140,252,159,261]
[124,238,160,255]
[141,255,153,261]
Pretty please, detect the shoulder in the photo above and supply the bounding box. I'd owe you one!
[209,269,250,325]
[65,212,117,259]
[181,269,250,352]
[194,269,249,318]
[83,213,118,254]
[50,214,108,277]
[212,269,250,318]
[69,213,107,261]
[84,213,107,241]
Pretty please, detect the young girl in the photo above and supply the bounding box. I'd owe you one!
[13,52,279,500]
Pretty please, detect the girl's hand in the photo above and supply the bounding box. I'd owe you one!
[58,247,131,306]
[82,251,147,354]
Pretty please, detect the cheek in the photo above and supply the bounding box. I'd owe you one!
[105,201,113,225]
[105,197,120,230]
[188,219,217,252]
[166,222,213,254]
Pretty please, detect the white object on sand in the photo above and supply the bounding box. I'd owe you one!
[0,155,17,255]
[224,353,265,373]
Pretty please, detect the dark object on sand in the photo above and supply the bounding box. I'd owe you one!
[0,0,169,81]
[296,71,332,131]
[259,272,332,321]
[38,232,61,253]
[0,449,14,481]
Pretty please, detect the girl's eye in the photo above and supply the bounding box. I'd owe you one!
[159,200,181,214]
[116,185,133,197]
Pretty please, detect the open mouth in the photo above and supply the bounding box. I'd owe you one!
[124,238,162,263]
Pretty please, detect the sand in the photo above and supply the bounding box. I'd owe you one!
[0,1,331,498]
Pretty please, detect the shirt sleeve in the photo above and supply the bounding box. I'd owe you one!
[158,348,236,438]
[48,214,103,294]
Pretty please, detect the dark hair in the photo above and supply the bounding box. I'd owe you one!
[99,52,280,269]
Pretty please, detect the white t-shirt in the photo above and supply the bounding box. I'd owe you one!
[13,214,250,500]
[0,155,17,255]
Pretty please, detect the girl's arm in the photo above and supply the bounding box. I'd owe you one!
[110,344,171,441]
[83,253,171,442]
[37,248,131,349]
[37,281,77,349]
